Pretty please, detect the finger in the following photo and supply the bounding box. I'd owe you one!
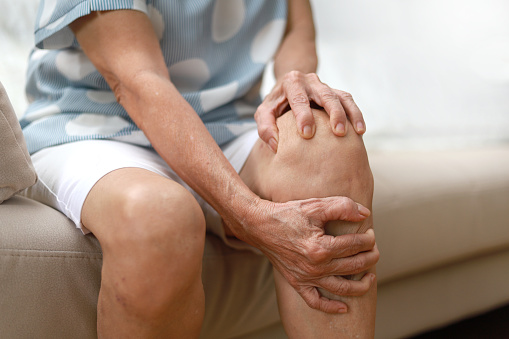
[283,72,315,139]
[322,231,377,260]
[328,245,380,275]
[334,89,366,135]
[316,197,371,223]
[316,273,376,297]
[254,104,279,153]
[306,75,347,136]
[299,285,348,313]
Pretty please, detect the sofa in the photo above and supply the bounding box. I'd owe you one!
[2,77,509,338]
[2,1,509,338]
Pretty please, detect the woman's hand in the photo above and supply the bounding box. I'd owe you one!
[255,71,366,153]
[227,196,379,314]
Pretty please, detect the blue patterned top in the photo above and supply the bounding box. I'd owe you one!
[20,0,287,154]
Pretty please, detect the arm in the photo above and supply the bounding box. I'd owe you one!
[274,0,318,78]
[255,0,366,153]
[70,9,376,313]
[70,10,249,223]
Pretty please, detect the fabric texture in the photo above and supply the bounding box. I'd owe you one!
[20,0,287,154]
[0,81,37,204]
[0,196,280,339]
[371,146,509,284]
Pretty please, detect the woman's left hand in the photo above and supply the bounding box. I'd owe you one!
[255,71,366,153]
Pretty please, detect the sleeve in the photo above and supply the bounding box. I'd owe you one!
[34,0,149,49]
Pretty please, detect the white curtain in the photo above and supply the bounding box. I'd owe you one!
[0,0,39,118]
[313,0,509,150]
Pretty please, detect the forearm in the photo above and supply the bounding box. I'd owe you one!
[70,10,263,243]
[118,71,260,240]
[273,0,317,80]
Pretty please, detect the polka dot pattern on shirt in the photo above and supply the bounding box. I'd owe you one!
[21,0,287,154]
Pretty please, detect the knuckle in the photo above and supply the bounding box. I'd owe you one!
[306,244,329,265]
[335,240,351,258]
[254,106,268,123]
[356,233,375,252]
[333,200,353,220]
[338,198,352,211]
[374,253,380,265]
[320,91,339,104]
[256,121,269,134]
[373,246,381,263]
[290,93,309,106]
[333,280,350,296]
[257,126,273,142]
[306,298,320,310]
[348,256,365,273]
[368,235,377,249]
[284,70,304,82]
[297,286,321,311]
[349,233,363,249]
[306,72,320,82]
[338,90,354,100]
[301,292,321,310]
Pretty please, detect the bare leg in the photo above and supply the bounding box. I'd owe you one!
[240,109,376,338]
[82,168,206,338]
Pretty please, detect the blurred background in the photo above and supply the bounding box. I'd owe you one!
[313,0,509,151]
[0,0,35,118]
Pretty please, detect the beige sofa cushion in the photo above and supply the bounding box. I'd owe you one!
[0,81,36,203]
[0,196,281,339]
[371,146,509,283]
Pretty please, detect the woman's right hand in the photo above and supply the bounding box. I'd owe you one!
[228,195,379,314]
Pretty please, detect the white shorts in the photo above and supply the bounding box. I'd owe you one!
[22,128,260,251]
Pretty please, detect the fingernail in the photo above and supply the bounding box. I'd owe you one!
[268,137,278,153]
[339,307,348,314]
[335,123,345,135]
[302,125,313,138]
[356,203,371,217]
[356,121,365,133]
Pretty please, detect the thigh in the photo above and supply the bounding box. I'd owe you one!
[23,139,180,233]
[25,135,264,251]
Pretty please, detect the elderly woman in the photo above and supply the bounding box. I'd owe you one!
[21,0,378,337]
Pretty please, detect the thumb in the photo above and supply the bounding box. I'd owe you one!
[319,197,370,223]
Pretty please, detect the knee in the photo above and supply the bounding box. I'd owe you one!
[108,179,206,249]
[99,179,206,315]
[265,108,374,207]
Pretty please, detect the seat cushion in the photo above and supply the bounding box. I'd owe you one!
[0,196,281,339]
[0,196,101,338]
[371,146,509,283]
